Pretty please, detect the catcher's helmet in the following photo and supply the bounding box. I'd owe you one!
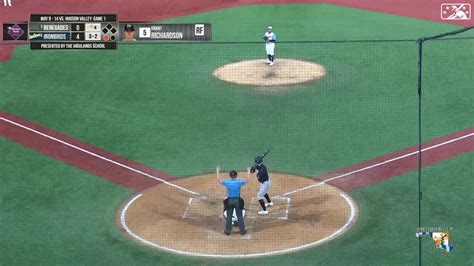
[255,156,263,164]
[229,170,238,178]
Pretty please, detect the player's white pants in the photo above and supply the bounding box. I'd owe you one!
[4,0,12,6]
[265,42,275,56]
[257,180,272,200]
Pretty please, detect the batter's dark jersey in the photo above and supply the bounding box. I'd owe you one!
[254,164,269,183]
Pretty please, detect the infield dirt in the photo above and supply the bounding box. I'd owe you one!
[213,59,326,88]
[120,172,356,257]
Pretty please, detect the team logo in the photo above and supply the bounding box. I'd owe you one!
[441,3,471,20]
[7,24,24,40]
[29,33,42,40]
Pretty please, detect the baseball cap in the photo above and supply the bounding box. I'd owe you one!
[268,26,272,30]
[124,24,135,31]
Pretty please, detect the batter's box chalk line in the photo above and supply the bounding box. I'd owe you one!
[246,197,290,220]
[182,196,291,220]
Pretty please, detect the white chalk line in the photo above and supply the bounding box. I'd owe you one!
[183,196,289,220]
[2,115,468,256]
[120,191,357,258]
[244,197,290,220]
[284,197,291,219]
[280,132,473,197]
[0,116,205,198]
[3,115,470,199]
[181,198,193,219]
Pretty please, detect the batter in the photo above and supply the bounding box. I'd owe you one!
[251,156,273,215]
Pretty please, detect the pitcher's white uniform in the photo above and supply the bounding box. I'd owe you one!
[264,32,276,55]
[263,26,276,65]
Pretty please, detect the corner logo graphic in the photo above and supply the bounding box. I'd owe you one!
[7,24,24,39]
[417,227,454,253]
[441,3,471,20]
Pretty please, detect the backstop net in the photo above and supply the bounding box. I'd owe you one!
[1,27,472,265]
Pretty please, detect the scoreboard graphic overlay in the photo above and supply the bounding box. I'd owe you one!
[28,14,118,49]
[119,23,211,41]
[2,14,211,50]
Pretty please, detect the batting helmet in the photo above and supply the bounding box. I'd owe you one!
[255,156,263,164]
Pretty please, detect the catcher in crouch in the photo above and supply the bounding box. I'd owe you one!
[222,197,246,227]
[251,156,273,215]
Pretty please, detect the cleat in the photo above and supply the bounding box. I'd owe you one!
[265,202,274,207]
[258,210,269,215]
[269,61,274,66]
[241,230,247,235]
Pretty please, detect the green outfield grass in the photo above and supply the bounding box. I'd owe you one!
[0,4,472,265]
[0,5,471,176]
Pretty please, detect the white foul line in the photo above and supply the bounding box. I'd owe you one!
[280,132,473,197]
[0,116,205,198]
[2,115,470,199]
[2,115,470,256]
[120,190,357,258]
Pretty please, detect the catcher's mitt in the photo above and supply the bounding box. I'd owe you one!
[263,36,268,41]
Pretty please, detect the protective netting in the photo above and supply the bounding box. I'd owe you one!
[0,29,472,264]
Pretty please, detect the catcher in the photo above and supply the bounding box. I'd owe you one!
[219,170,247,235]
[222,198,246,226]
[251,156,273,215]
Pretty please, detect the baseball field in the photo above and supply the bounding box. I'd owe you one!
[0,1,473,265]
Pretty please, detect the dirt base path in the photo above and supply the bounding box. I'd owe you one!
[0,111,168,191]
[1,112,472,193]
[213,59,326,88]
[120,172,356,257]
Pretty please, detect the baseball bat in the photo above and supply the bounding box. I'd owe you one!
[261,149,271,159]
[251,149,271,170]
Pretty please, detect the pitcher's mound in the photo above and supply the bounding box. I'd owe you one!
[213,59,326,87]
[119,172,357,258]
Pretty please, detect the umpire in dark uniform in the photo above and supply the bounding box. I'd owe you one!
[219,170,248,235]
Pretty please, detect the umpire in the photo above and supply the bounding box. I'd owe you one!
[219,170,247,235]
